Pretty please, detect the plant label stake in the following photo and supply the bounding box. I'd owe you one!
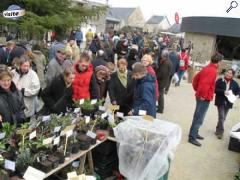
[116,112,124,118]
[53,136,60,146]
[85,116,91,124]
[91,99,97,105]
[4,159,15,171]
[139,110,147,116]
[0,132,6,140]
[29,130,36,140]
[79,99,85,105]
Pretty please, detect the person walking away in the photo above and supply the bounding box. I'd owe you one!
[32,44,47,89]
[131,62,156,117]
[66,38,80,62]
[0,67,25,126]
[45,47,72,85]
[86,29,94,47]
[11,55,41,119]
[72,52,98,100]
[156,50,172,114]
[141,54,159,101]
[188,52,224,146]
[75,28,83,48]
[41,67,75,115]
[165,46,180,94]
[108,59,134,115]
[214,69,240,139]
[175,48,189,86]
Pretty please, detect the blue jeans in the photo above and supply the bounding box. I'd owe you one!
[189,98,210,140]
[177,70,186,84]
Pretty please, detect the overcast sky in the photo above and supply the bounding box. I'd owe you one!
[93,0,240,24]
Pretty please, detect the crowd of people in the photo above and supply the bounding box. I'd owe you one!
[0,29,237,148]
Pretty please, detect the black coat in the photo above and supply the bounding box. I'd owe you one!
[156,59,173,89]
[215,78,240,108]
[0,82,25,125]
[108,71,135,114]
[169,51,180,75]
[41,74,74,114]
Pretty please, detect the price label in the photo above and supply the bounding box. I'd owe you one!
[108,104,120,111]
[42,115,50,122]
[67,171,78,179]
[79,99,85,105]
[54,126,61,133]
[108,114,115,124]
[66,130,73,138]
[63,125,75,133]
[0,132,6,140]
[101,112,108,119]
[139,110,147,116]
[43,137,53,145]
[29,130,36,140]
[86,131,96,139]
[85,116,90,124]
[4,159,15,171]
[23,166,46,180]
[91,99,97,105]
[73,108,80,114]
[143,115,154,121]
[53,136,60,145]
[71,118,77,124]
[99,106,106,111]
[116,112,124,118]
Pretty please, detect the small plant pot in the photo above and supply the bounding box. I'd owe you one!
[2,152,15,161]
[71,143,80,154]
[109,128,115,137]
[79,141,91,150]
[38,160,53,173]
[54,152,65,164]
[81,108,95,117]
[90,137,97,145]
[48,155,60,169]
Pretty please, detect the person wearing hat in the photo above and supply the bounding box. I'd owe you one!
[130,62,156,117]
[91,50,107,69]
[95,65,110,100]
[45,47,72,85]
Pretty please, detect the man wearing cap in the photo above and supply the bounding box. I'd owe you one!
[45,47,72,85]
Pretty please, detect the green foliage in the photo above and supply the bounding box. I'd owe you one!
[0,123,16,152]
[16,148,36,172]
[235,171,240,180]
[74,99,104,110]
[0,0,107,39]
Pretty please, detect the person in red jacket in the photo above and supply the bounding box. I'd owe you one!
[188,52,223,147]
[141,54,159,101]
[72,52,98,100]
[175,48,189,86]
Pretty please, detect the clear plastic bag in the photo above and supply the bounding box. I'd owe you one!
[114,116,182,180]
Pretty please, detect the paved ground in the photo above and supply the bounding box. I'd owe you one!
[157,80,240,180]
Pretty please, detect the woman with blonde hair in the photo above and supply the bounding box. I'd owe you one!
[141,54,159,100]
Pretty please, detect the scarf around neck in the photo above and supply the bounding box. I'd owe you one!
[117,70,128,88]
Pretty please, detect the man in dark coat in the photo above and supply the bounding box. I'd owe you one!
[91,50,107,69]
[131,62,156,117]
[156,50,172,113]
[41,68,74,115]
[108,59,134,115]
[165,47,180,94]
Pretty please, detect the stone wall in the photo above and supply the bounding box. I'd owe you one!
[184,32,216,63]
[127,7,145,28]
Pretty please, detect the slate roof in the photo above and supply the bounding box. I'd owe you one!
[146,16,165,24]
[181,16,240,38]
[107,8,136,22]
[168,23,181,33]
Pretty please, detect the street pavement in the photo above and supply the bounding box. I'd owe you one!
[158,80,240,180]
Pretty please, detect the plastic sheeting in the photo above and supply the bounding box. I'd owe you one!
[114,116,182,180]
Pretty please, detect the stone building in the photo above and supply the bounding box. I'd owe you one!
[144,16,171,33]
[181,16,240,64]
[106,7,145,31]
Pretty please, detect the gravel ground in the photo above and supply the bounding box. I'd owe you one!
[157,80,240,180]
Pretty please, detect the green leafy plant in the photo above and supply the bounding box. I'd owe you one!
[74,99,104,110]
[235,171,240,180]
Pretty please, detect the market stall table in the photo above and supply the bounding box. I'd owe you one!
[44,139,106,179]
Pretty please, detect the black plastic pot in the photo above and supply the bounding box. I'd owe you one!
[48,155,60,169]
[91,137,97,145]
[54,152,65,164]
[71,143,80,154]
[79,141,91,150]
[37,160,53,172]
[81,108,95,117]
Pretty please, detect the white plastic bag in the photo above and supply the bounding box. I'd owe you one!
[114,116,182,180]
